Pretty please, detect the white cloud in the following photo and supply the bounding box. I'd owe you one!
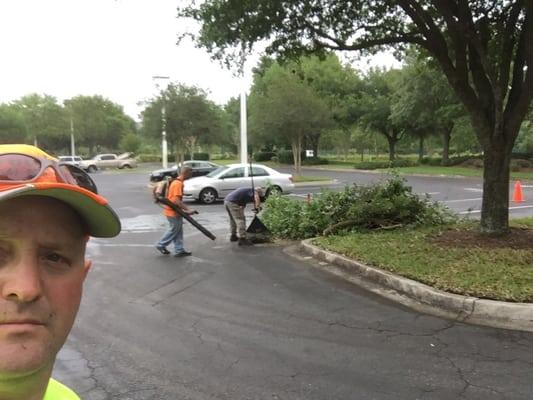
[0,0,397,121]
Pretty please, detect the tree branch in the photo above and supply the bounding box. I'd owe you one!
[499,1,524,101]
[457,0,498,84]
[505,4,533,143]
[312,33,425,52]
[432,0,469,85]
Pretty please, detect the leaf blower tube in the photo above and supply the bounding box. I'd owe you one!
[155,196,216,241]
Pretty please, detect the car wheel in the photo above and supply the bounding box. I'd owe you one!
[124,164,132,169]
[266,185,282,197]
[200,188,217,204]
[87,165,97,173]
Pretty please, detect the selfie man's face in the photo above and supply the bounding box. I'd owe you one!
[0,196,91,376]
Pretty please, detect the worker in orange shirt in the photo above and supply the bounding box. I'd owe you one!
[155,166,197,257]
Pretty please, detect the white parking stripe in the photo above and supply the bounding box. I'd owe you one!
[464,188,483,192]
[443,197,483,203]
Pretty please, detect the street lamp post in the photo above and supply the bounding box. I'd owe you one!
[152,75,170,168]
[70,117,76,156]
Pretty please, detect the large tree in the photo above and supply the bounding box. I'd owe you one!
[249,62,331,173]
[64,95,135,155]
[141,83,226,163]
[359,68,405,161]
[179,1,533,233]
[391,54,465,164]
[0,105,26,144]
[13,94,69,151]
[291,54,363,157]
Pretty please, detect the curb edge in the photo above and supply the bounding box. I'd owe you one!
[300,239,533,332]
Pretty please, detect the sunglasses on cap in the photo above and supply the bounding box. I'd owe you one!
[0,153,98,194]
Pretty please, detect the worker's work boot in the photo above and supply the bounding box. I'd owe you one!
[238,238,254,246]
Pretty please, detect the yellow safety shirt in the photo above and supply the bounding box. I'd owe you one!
[43,378,80,400]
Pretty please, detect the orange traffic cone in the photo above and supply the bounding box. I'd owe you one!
[513,180,524,202]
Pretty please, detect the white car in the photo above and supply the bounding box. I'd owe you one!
[58,156,83,167]
[184,163,294,204]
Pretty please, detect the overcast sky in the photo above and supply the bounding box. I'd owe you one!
[0,0,399,121]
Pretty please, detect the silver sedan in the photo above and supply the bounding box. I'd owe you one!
[183,163,294,204]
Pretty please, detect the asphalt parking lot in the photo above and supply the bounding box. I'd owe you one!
[52,169,533,400]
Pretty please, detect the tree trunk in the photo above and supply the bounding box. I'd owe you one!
[297,135,302,173]
[441,127,452,166]
[312,136,319,158]
[418,136,424,162]
[480,138,512,234]
[387,138,396,161]
[291,135,302,175]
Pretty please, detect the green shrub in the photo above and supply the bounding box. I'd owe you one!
[254,151,276,162]
[136,153,161,163]
[262,175,455,239]
[421,155,483,166]
[511,159,532,169]
[353,159,417,170]
[461,158,484,168]
[276,150,294,164]
[512,152,533,160]
[302,157,329,165]
[261,195,305,239]
[185,153,210,160]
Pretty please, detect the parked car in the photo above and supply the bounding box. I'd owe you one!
[149,160,220,182]
[80,152,137,173]
[58,155,83,167]
[183,163,294,204]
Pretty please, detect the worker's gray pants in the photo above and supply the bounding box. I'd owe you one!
[225,201,246,238]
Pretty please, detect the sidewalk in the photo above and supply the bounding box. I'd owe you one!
[299,239,533,332]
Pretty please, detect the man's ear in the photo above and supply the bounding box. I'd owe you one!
[82,260,92,279]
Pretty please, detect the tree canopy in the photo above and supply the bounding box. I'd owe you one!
[249,61,331,173]
[64,95,136,155]
[179,0,533,233]
[141,83,228,162]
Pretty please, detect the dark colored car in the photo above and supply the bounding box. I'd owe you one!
[149,160,221,182]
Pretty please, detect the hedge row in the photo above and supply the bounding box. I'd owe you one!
[353,159,417,170]
[136,153,210,163]
[254,150,329,165]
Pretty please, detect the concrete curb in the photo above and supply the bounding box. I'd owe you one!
[300,239,533,332]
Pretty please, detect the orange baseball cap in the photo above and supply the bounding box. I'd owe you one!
[0,144,121,237]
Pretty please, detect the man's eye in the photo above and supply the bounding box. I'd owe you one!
[47,253,62,262]
[43,253,71,268]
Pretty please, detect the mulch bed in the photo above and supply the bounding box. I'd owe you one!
[431,227,533,250]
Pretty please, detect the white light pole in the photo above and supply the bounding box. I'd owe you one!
[240,89,247,164]
[152,75,170,168]
[70,117,76,156]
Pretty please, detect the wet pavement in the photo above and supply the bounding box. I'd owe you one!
[53,170,533,400]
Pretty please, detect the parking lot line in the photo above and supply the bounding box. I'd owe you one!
[443,197,483,203]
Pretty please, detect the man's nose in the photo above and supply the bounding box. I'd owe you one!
[1,255,43,303]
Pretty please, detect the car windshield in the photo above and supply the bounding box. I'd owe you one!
[206,166,228,177]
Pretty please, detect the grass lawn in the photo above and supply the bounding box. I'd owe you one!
[375,165,533,181]
[211,158,239,165]
[313,218,533,303]
[213,157,533,180]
